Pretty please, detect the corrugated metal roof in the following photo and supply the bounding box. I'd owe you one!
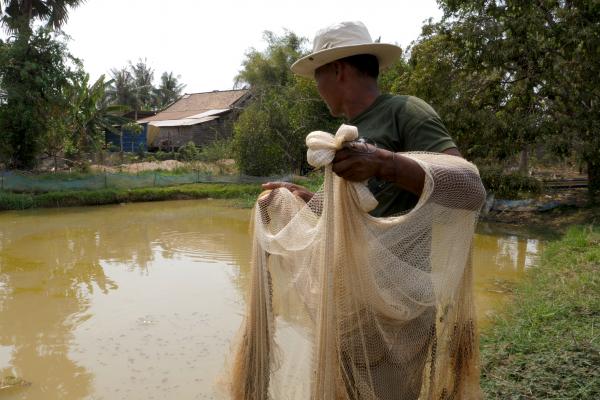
[138,89,249,123]
[149,115,219,127]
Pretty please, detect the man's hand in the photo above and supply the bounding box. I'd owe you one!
[332,141,428,196]
[332,142,390,182]
[261,182,314,203]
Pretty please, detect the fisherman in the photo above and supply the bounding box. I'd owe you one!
[260,21,467,399]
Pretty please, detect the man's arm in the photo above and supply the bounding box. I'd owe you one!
[331,144,462,196]
[263,146,462,201]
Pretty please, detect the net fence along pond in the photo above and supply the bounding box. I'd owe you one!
[0,170,292,193]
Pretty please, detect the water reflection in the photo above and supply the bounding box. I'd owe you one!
[0,200,251,399]
[0,201,545,399]
[473,223,545,325]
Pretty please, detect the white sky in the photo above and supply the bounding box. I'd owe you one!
[60,0,442,94]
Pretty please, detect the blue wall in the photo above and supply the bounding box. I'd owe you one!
[105,124,148,152]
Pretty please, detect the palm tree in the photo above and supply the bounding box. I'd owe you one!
[153,71,186,110]
[0,0,85,35]
[106,67,135,109]
[129,58,154,113]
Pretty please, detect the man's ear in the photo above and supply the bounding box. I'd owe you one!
[333,61,344,81]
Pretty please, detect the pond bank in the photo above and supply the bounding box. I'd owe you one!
[480,225,600,398]
[0,183,263,211]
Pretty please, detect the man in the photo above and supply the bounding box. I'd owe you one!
[258,21,467,400]
[263,20,461,218]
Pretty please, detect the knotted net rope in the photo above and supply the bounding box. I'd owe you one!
[223,124,486,399]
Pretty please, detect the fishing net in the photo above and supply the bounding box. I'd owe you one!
[224,124,486,400]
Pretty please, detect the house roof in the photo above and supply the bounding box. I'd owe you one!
[138,89,249,123]
[148,109,228,127]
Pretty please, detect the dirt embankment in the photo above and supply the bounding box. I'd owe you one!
[482,188,599,230]
[90,159,237,174]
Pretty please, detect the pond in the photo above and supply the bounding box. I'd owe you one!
[0,199,544,399]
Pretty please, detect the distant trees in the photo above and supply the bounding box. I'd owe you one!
[0,29,76,168]
[233,31,338,175]
[235,5,599,201]
[106,59,186,116]
[0,0,187,169]
[380,1,600,200]
[155,71,186,110]
[0,1,187,169]
[426,0,600,199]
[0,27,130,169]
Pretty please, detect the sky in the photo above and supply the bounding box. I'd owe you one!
[59,0,443,94]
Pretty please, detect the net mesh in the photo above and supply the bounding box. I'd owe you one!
[223,125,486,400]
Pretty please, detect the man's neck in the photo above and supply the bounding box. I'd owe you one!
[342,84,381,120]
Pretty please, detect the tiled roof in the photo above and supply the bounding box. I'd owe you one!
[138,89,249,123]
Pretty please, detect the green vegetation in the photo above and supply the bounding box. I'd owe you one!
[481,225,600,398]
[382,0,600,201]
[232,2,599,201]
[0,183,263,211]
[1,0,598,204]
[233,31,339,176]
[0,1,186,169]
[479,166,543,199]
[106,60,186,116]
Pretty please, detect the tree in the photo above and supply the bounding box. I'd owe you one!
[0,0,84,36]
[128,58,154,117]
[381,21,508,161]
[65,74,129,157]
[0,28,79,169]
[233,30,338,175]
[106,67,134,109]
[106,61,186,114]
[153,71,185,110]
[435,0,600,200]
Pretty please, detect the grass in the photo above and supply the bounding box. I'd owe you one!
[0,183,263,211]
[480,225,600,399]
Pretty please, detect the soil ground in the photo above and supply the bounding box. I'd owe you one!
[483,187,599,230]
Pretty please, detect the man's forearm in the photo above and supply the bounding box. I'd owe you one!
[375,150,425,196]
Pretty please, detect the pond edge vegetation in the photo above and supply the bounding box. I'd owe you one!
[480,225,600,399]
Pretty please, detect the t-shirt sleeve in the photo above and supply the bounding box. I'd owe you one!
[399,96,457,153]
[405,116,457,153]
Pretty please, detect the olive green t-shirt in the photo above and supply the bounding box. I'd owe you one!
[348,94,456,217]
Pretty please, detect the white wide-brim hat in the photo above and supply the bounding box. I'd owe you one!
[291,21,402,78]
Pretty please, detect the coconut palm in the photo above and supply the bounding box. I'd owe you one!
[153,71,186,110]
[0,0,85,35]
[106,67,135,109]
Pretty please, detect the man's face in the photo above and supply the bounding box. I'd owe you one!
[314,63,343,117]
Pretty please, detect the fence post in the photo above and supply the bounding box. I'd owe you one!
[1,170,3,191]
[153,172,157,187]
[197,168,200,184]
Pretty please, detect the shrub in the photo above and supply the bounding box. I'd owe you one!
[479,165,543,198]
[178,141,200,162]
[199,139,234,162]
[154,150,177,161]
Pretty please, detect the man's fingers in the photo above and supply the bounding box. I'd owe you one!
[262,181,295,191]
[333,148,354,163]
[262,182,282,189]
[332,157,356,177]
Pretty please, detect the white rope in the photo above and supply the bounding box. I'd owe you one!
[306,124,378,212]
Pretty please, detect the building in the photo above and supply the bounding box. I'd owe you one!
[137,89,250,151]
[105,110,156,152]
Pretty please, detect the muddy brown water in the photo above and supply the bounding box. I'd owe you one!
[0,200,544,399]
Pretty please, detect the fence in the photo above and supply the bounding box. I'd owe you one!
[0,170,291,193]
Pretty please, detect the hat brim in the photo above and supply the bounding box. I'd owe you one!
[291,43,402,78]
